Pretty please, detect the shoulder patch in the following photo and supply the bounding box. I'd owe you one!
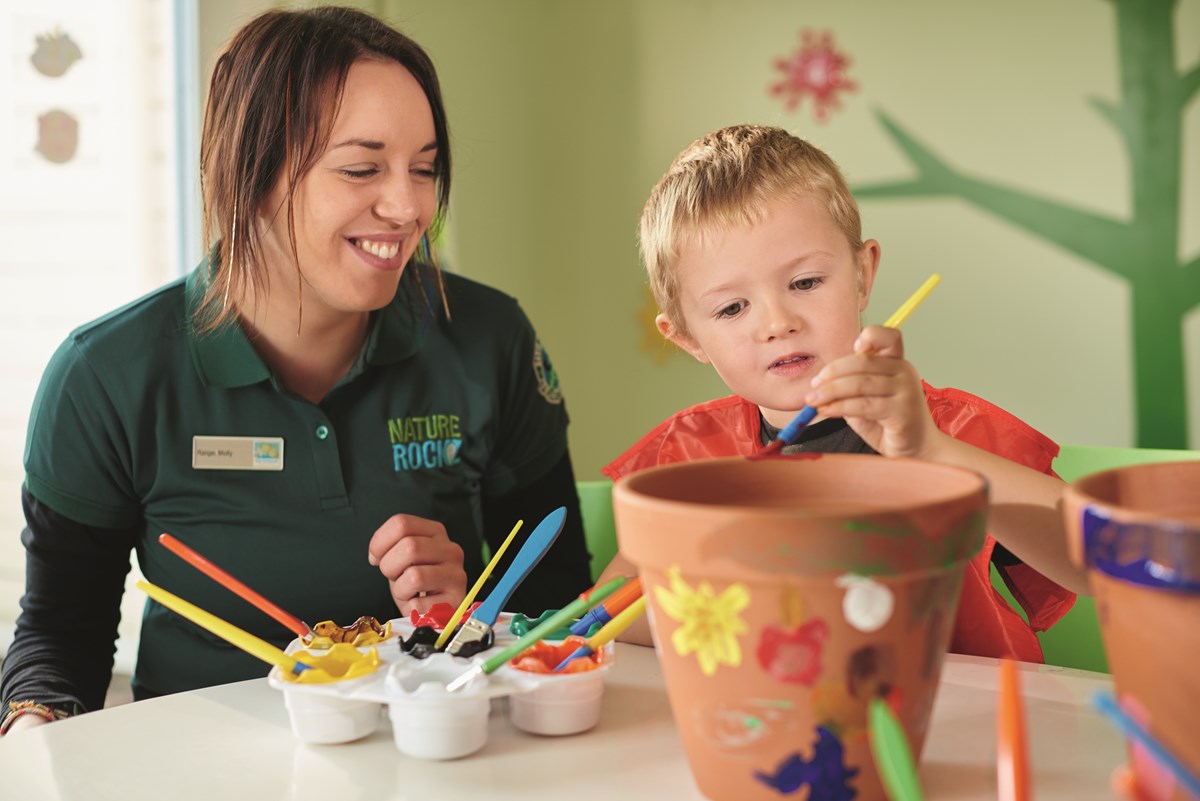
[533,340,562,404]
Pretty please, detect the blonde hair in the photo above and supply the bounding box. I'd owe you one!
[639,125,864,336]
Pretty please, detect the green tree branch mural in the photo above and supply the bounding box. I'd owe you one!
[855,0,1199,447]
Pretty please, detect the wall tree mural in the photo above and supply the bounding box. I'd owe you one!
[855,0,1199,447]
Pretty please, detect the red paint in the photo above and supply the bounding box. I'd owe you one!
[756,618,829,685]
[409,601,480,631]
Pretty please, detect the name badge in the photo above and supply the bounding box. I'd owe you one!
[192,436,284,471]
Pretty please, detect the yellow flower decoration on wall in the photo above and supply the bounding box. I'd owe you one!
[638,285,679,365]
[655,566,750,676]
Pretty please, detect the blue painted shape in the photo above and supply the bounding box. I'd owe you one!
[1082,504,1200,593]
[754,727,859,799]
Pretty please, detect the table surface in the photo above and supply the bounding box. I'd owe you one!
[0,647,1125,801]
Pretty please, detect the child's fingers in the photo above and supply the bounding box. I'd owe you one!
[854,325,904,357]
[810,350,905,391]
[806,372,898,408]
[814,395,896,421]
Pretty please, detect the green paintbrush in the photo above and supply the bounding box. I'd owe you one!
[444,575,626,692]
[868,697,926,801]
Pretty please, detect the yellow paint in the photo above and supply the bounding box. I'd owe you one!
[284,643,382,685]
[654,566,749,677]
[303,617,394,649]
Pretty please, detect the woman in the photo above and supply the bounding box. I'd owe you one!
[1,6,592,733]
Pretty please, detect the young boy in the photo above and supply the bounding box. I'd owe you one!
[599,125,1084,662]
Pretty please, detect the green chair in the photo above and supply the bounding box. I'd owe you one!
[577,480,618,582]
[992,444,1200,673]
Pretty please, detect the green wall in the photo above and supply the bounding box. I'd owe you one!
[202,0,1200,477]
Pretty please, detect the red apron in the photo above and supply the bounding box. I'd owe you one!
[603,383,1076,662]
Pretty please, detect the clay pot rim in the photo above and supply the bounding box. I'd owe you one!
[1063,461,1200,593]
[1063,460,1200,530]
[614,453,988,520]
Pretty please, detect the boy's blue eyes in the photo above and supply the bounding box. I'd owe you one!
[713,277,823,319]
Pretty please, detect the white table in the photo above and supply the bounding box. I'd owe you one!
[0,648,1124,801]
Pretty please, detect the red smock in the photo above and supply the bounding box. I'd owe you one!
[602,382,1076,662]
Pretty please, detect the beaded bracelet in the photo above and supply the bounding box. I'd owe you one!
[0,701,76,735]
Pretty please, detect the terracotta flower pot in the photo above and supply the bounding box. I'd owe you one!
[1063,460,1200,801]
[612,454,987,801]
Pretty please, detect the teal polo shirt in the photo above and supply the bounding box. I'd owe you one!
[23,266,569,696]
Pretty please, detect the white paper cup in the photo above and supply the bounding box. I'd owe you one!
[506,663,609,736]
[385,654,491,760]
[281,687,382,745]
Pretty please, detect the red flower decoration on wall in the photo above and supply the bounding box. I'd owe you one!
[757,618,829,685]
[769,30,857,122]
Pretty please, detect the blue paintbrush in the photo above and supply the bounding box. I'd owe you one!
[1093,691,1200,800]
[751,274,941,460]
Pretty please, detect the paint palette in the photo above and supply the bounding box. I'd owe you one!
[268,614,614,758]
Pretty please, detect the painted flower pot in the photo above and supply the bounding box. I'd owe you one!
[612,454,987,801]
[1063,460,1200,801]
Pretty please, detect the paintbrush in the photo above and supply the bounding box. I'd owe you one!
[751,273,942,460]
[554,595,647,671]
[445,506,568,657]
[445,576,627,693]
[998,659,1031,801]
[158,532,313,640]
[868,697,926,801]
[568,576,642,636]
[1094,691,1200,800]
[434,519,523,650]
[137,579,311,677]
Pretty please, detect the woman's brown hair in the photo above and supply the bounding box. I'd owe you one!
[197,6,451,331]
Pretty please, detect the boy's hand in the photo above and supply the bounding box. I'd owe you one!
[368,514,467,615]
[806,326,941,458]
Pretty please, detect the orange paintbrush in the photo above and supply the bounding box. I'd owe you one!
[158,532,312,639]
[998,659,1031,801]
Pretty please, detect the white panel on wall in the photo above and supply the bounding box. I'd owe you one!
[0,0,179,677]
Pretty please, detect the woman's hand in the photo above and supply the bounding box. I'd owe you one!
[806,325,941,459]
[368,514,467,616]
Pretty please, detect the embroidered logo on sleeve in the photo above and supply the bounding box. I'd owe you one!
[388,414,462,471]
[533,340,562,404]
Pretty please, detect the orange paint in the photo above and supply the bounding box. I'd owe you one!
[508,636,607,674]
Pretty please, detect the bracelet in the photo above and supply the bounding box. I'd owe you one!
[0,701,76,735]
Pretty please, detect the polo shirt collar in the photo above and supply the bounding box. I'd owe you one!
[363,287,429,367]
[185,266,430,388]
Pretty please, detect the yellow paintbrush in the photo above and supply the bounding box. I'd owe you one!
[434,519,524,650]
[553,595,647,671]
[137,580,380,683]
[753,273,941,459]
[138,579,311,675]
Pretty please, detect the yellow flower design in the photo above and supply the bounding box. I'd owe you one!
[655,566,750,676]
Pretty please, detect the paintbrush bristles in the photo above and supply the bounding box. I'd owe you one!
[436,519,524,650]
